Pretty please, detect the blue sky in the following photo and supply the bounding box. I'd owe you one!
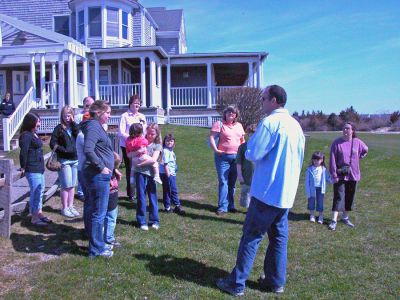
[144,0,400,114]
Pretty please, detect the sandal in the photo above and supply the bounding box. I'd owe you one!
[31,220,49,227]
[40,216,53,224]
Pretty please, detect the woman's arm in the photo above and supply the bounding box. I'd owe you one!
[118,113,129,141]
[19,133,31,171]
[209,132,223,154]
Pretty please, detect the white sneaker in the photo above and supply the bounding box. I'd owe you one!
[140,225,149,231]
[154,176,163,185]
[151,223,160,230]
[61,208,75,218]
[309,215,316,223]
[318,215,324,224]
[69,206,80,217]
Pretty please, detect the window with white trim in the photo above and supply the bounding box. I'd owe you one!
[0,71,6,98]
[89,7,101,37]
[122,11,128,39]
[78,10,85,41]
[107,7,119,37]
[54,15,70,36]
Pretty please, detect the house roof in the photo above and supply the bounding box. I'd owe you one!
[170,52,268,60]
[147,7,183,32]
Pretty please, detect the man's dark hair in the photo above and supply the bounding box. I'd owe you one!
[266,85,287,107]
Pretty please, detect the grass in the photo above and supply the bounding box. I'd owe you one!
[1,126,399,299]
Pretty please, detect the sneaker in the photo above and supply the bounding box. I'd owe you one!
[104,244,113,251]
[216,210,226,216]
[310,215,316,223]
[258,274,284,294]
[318,215,324,224]
[69,206,80,217]
[173,206,185,215]
[140,225,149,231]
[328,221,337,231]
[97,250,113,258]
[216,278,244,297]
[154,176,163,185]
[164,207,172,213]
[61,208,75,218]
[107,240,122,248]
[341,218,355,228]
[151,223,160,230]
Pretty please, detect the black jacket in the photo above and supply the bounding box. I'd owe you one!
[0,99,16,116]
[50,123,79,160]
[19,131,45,173]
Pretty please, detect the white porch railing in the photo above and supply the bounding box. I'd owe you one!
[168,115,221,128]
[171,87,207,107]
[99,84,141,106]
[2,87,35,151]
[45,81,58,109]
[212,86,242,107]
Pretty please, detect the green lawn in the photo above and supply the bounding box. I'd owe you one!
[1,126,399,299]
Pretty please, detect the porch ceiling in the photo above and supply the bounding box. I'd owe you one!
[213,63,248,86]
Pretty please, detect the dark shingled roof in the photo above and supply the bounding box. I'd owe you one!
[147,7,183,31]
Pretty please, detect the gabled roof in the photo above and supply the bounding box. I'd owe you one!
[147,7,183,32]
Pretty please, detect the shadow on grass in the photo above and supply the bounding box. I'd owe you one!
[288,211,309,222]
[134,253,230,289]
[179,199,216,213]
[181,211,244,225]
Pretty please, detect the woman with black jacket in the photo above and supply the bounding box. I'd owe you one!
[50,105,79,218]
[19,113,51,226]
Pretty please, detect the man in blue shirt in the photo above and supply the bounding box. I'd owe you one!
[217,85,305,296]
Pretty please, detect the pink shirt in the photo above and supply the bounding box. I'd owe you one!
[211,121,244,154]
[118,110,147,147]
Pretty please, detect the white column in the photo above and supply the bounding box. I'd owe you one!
[51,63,57,107]
[72,54,78,107]
[83,57,88,99]
[118,59,122,105]
[40,54,46,108]
[140,56,146,107]
[94,55,100,100]
[256,61,261,88]
[207,63,212,108]
[167,60,171,111]
[149,59,156,107]
[260,61,264,87]
[248,62,254,87]
[68,52,74,106]
[58,54,65,111]
[30,55,36,99]
[157,63,162,108]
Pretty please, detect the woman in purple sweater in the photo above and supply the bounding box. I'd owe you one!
[328,122,368,230]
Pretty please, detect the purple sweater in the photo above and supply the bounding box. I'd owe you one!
[330,137,368,182]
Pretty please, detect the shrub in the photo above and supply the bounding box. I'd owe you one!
[339,106,360,123]
[390,111,400,124]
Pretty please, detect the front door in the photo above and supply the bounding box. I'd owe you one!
[12,71,30,106]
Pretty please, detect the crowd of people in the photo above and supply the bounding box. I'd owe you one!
[17,85,368,295]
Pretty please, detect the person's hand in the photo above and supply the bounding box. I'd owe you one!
[115,169,122,181]
[214,149,224,155]
[101,167,111,174]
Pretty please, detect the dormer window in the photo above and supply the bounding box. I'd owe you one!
[122,11,128,39]
[54,15,70,36]
[89,7,101,37]
[78,10,84,41]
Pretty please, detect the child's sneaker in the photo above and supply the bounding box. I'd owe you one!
[309,215,316,223]
[328,221,337,231]
[140,225,149,231]
[318,215,324,224]
[61,208,75,218]
[154,176,163,184]
[69,206,80,217]
[151,223,160,230]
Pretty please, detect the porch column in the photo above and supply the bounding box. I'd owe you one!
[118,59,122,105]
[68,52,74,106]
[72,54,78,107]
[167,59,171,112]
[256,61,261,88]
[82,57,88,100]
[140,56,146,107]
[157,63,162,108]
[40,53,46,108]
[30,54,36,99]
[58,54,65,110]
[149,58,156,107]
[51,63,57,107]
[248,62,254,87]
[94,55,99,100]
[260,61,264,87]
[207,62,212,108]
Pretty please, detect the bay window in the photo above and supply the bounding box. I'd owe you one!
[89,7,101,37]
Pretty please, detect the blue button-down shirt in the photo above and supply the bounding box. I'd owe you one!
[245,108,305,208]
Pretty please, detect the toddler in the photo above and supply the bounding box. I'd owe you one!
[305,151,332,224]
[126,123,162,184]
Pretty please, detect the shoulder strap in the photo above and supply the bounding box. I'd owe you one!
[349,138,354,164]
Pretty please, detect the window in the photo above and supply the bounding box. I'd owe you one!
[78,10,84,40]
[122,11,128,39]
[89,7,101,37]
[99,67,111,85]
[54,15,70,36]
[0,71,6,98]
[107,7,118,37]
[122,68,131,84]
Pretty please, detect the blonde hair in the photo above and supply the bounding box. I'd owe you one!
[60,105,75,128]
[146,123,162,144]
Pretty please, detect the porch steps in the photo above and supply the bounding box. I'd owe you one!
[0,121,19,151]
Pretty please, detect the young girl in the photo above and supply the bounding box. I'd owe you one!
[160,134,185,215]
[125,123,162,184]
[305,151,332,224]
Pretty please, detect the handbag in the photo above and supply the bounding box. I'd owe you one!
[46,145,61,172]
[207,121,222,149]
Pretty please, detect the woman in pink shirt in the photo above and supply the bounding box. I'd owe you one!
[209,106,245,215]
[118,95,147,201]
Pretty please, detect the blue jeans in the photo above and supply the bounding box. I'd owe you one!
[85,172,112,256]
[135,172,159,226]
[160,174,181,209]
[25,172,45,214]
[104,207,118,243]
[214,153,237,212]
[307,187,324,212]
[226,198,289,292]
[78,171,90,235]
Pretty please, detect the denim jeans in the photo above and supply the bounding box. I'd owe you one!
[214,153,237,212]
[160,174,181,209]
[104,207,118,243]
[25,172,45,214]
[58,159,78,189]
[85,172,112,256]
[307,187,324,212]
[135,172,159,226]
[226,197,289,292]
[78,170,90,235]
